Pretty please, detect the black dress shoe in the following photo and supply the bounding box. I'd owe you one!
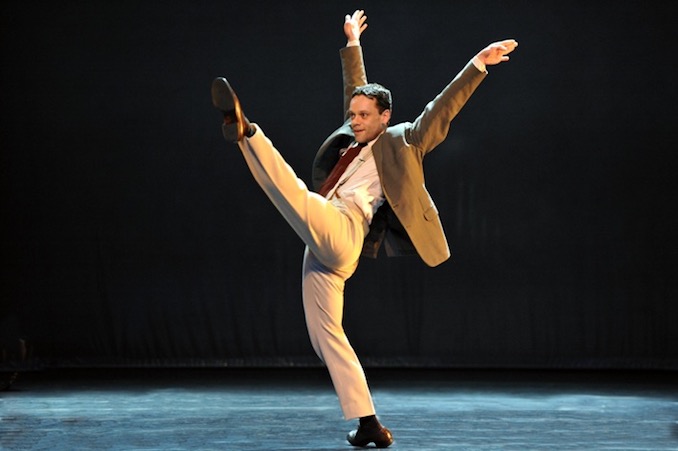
[211,77,252,142]
[347,424,394,448]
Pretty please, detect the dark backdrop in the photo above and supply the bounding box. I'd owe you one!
[1,1,676,369]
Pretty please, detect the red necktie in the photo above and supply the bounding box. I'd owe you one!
[317,143,366,197]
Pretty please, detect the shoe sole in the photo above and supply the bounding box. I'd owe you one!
[211,77,233,107]
[347,429,394,448]
[211,77,241,142]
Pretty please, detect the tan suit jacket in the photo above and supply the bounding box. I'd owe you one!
[312,46,487,267]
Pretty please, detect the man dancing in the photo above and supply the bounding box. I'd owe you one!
[211,9,517,448]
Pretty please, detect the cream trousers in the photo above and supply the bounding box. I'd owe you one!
[238,126,376,420]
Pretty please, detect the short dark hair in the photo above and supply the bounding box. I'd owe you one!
[352,83,392,113]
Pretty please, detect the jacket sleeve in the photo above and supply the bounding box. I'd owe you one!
[340,46,368,118]
[407,60,487,155]
[310,47,366,191]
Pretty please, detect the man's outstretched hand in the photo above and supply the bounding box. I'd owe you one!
[344,9,368,42]
[476,39,519,66]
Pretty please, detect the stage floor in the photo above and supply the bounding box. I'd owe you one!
[1,368,676,450]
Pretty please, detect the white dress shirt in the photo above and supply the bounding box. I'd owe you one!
[327,137,385,224]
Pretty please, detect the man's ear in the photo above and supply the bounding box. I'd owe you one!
[382,109,391,126]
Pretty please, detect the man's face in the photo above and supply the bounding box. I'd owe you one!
[348,95,391,144]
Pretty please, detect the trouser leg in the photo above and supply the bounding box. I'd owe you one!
[302,248,376,420]
[238,126,366,269]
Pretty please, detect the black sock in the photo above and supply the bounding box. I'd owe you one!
[359,415,379,429]
[246,125,255,138]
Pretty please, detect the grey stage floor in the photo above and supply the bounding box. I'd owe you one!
[0,368,676,450]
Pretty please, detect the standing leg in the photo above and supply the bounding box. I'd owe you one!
[302,250,394,447]
[302,248,375,420]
